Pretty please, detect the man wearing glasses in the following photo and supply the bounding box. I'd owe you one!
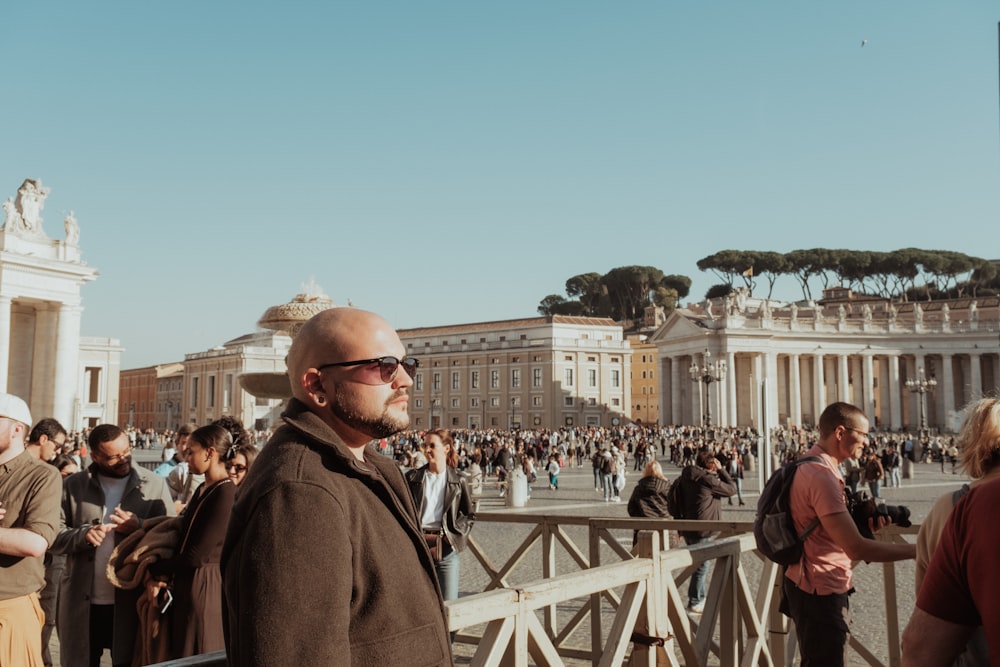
[51,424,174,667]
[780,402,915,666]
[0,393,61,666]
[223,308,452,666]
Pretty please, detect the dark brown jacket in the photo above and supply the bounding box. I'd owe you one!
[678,464,737,539]
[221,400,452,666]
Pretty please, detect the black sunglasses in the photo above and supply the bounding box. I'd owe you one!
[317,356,419,384]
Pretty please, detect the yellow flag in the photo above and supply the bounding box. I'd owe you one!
[742,267,753,277]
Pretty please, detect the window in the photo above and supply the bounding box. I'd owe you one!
[588,397,597,406]
[471,371,480,389]
[451,372,460,390]
[532,396,542,407]
[511,369,521,388]
[564,368,574,386]
[649,370,654,379]
[611,370,620,388]
[533,368,542,388]
[208,376,216,408]
[490,397,500,407]
[471,397,480,407]
[490,370,500,389]
[564,355,573,361]
[512,396,521,407]
[642,371,647,379]
[415,399,423,408]
[564,396,574,407]
[415,374,424,391]
[451,398,460,408]
[432,373,441,391]
[191,377,199,408]
[612,398,621,406]
[588,356,596,362]
[491,357,500,364]
[642,386,647,394]
[642,354,647,363]
[223,374,233,408]
[588,369,597,387]
[512,356,519,362]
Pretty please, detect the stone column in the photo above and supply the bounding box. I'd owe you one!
[52,304,83,429]
[888,355,902,430]
[838,355,850,403]
[863,353,875,422]
[970,353,983,401]
[790,354,802,427]
[752,353,763,428]
[31,305,58,417]
[764,351,780,430]
[671,356,683,426]
[814,353,825,419]
[727,351,737,426]
[941,354,955,431]
[911,354,925,430]
[0,296,10,393]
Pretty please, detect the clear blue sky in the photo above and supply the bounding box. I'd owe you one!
[4,2,998,368]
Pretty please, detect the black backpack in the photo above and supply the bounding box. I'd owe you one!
[754,456,821,566]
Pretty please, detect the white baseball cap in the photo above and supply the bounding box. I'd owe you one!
[0,393,32,427]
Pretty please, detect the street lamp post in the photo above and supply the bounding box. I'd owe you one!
[689,348,727,428]
[906,367,937,437]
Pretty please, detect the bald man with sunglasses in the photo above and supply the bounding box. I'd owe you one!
[222,308,452,667]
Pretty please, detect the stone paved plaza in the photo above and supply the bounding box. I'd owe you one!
[68,446,967,666]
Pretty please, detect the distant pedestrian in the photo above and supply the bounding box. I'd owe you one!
[547,455,560,490]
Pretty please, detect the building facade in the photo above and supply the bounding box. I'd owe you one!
[1,179,100,428]
[78,336,123,429]
[627,335,659,426]
[652,291,1000,433]
[397,316,631,431]
[180,330,290,430]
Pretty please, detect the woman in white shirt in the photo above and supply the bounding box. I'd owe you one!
[404,429,475,603]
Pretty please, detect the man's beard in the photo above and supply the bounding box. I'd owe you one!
[330,386,409,441]
[95,461,132,479]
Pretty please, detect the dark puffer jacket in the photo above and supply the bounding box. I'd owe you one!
[221,399,452,666]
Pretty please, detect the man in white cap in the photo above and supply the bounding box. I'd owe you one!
[0,392,62,665]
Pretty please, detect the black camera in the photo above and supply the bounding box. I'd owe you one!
[845,489,911,539]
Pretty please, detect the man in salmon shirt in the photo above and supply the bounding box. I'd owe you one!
[781,402,915,666]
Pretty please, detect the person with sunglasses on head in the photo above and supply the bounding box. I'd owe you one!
[222,308,452,667]
[51,424,174,667]
[404,429,475,608]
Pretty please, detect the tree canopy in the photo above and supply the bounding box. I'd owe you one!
[696,248,998,302]
[538,265,691,323]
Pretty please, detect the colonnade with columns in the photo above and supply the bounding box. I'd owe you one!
[660,347,1000,432]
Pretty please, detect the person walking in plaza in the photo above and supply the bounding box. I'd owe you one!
[905,398,1000,666]
[0,394,62,667]
[726,448,745,506]
[781,402,915,667]
[864,450,884,498]
[52,424,174,667]
[404,429,475,607]
[626,460,672,548]
[145,423,236,659]
[222,308,452,666]
[677,448,736,613]
[546,454,560,490]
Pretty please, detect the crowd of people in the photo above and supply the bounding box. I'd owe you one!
[0,305,996,666]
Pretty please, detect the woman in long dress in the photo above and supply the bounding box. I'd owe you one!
[147,423,236,659]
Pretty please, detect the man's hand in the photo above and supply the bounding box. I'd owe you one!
[109,507,141,535]
[86,522,115,547]
[868,514,890,535]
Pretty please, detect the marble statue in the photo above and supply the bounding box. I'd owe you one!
[941,303,950,324]
[15,179,49,232]
[64,211,79,245]
[1,197,19,231]
[703,298,715,320]
[914,302,924,325]
[862,303,872,323]
[761,300,772,319]
[838,303,847,323]
[790,303,798,322]
[970,300,979,323]
[734,288,748,314]
[888,303,898,324]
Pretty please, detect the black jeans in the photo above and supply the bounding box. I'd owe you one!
[89,604,114,667]
[780,577,852,667]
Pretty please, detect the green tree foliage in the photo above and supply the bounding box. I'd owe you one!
[538,265,691,325]
[695,248,992,303]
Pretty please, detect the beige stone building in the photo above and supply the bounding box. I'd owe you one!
[652,290,1000,432]
[398,316,631,430]
[627,335,659,425]
[180,331,290,430]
